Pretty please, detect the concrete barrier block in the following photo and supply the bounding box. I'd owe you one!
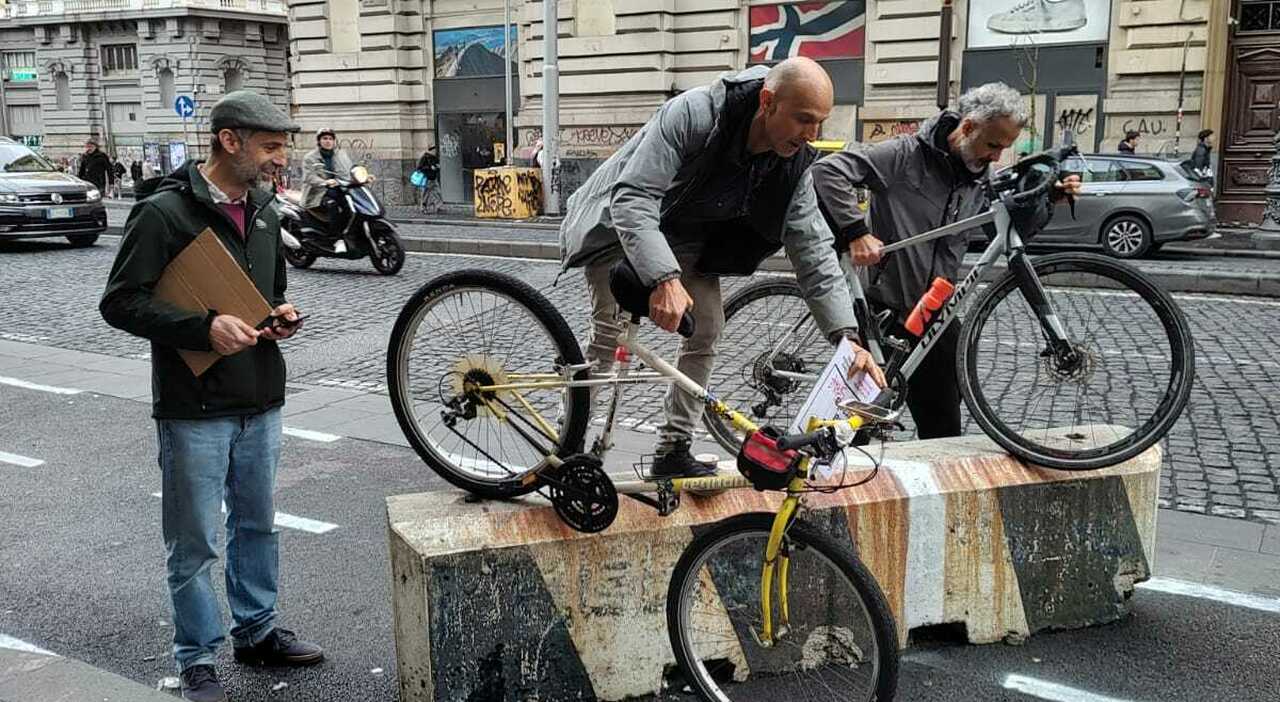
[387,433,1160,701]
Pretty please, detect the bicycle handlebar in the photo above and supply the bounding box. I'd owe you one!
[775,429,831,452]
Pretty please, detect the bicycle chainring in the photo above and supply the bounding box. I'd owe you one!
[546,454,618,534]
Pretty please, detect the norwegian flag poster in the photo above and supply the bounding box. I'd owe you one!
[749,1,867,63]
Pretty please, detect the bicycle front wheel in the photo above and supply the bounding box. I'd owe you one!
[958,252,1194,470]
[387,269,590,498]
[667,513,898,702]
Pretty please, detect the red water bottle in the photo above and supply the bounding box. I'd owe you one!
[905,277,955,337]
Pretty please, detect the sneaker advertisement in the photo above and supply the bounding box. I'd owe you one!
[966,0,1111,49]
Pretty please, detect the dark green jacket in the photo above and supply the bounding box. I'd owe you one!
[100,160,289,419]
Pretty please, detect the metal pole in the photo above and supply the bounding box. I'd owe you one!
[503,0,514,165]
[541,0,560,215]
[1173,31,1192,157]
[0,68,10,137]
[936,0,953,110]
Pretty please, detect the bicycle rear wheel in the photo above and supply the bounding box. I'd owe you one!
[667,513,898,702]
[387,269,590,498]
[958,252,1194,470]
[706,279,825,455]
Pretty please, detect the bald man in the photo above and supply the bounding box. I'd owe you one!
[560,58,882,478]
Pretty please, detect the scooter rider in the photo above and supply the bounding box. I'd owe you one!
[301,128,354,250]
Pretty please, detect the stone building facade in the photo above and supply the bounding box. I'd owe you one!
[286,1,1264,220]
[0,0,290,177]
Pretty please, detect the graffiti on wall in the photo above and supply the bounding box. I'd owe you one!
[1057,108,1094,137]
[861,120,921,144]
[523,126,640,149]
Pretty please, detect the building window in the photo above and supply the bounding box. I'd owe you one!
[1239,1,1280,32]
[224,68,243,93]
[7,104,42,135]
[55,72,71,110]
[2,51,37,81]
[101,44,138,77]
[158,68,176,108]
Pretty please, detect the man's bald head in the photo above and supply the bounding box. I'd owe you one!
[754,57,833,158]
[764,57,834,104]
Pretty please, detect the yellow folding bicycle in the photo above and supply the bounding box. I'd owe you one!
[388,265,900,701]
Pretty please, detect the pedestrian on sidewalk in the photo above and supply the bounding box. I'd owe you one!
[110,157,126,198]
[414,144,443,214]
[77,139,111,193]
[1182,129,1215,187]
[1118,130,1140,154]
[130,159,144,187]
[99,90,323,702]
[560,57,885,479]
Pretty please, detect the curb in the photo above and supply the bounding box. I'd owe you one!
[402,236,1280,297]
[0,646,176,701]
[388,215,562,231]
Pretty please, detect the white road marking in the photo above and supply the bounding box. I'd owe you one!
[272,513,340,534]
[0,375,82,395]
[1003,674,1134,702]
[0,332,51,343]
[0,634,57,656]
[0,451,43,468]
[282,426,342,443]
[1137,577,1280,614]
[150,493,339,534]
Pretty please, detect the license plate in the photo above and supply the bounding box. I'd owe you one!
[47,207,73,219]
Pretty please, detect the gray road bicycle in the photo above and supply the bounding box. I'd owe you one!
[707,145,1195,471]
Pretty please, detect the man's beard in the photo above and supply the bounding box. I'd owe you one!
[955,134,991,174]
[229,151,271,188]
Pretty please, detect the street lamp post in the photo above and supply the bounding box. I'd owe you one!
[1256,130,1280,240]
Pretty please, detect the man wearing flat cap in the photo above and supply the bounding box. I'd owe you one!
[100,90,322,702]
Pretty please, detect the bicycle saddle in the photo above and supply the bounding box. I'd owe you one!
[608,258,696,338]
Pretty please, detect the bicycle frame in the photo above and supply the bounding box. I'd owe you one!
[473,316,867,648]
[767,194,1075,385]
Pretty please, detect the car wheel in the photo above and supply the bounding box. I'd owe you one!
[66,234,99,247]
[1100,215,1152,259]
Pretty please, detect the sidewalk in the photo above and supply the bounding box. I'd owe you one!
[1,338,1278,695]
[0,643,174,701]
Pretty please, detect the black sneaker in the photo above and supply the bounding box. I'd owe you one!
[180,664,227,702]
[650,445,717,479]
[233,628,324,667]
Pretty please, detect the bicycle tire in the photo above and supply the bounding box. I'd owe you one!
[707,278,819,454]
[667,513,898,702]
[958,252,1194,471]
[387,269,591,498]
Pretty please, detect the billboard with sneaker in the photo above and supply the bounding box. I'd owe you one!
[966,0,1111,49]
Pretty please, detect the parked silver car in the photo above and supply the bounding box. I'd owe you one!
[1035,154,1214,258]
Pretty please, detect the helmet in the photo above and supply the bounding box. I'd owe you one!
[315,128,336,143]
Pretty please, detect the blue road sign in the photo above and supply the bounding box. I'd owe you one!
[174,95,195,119]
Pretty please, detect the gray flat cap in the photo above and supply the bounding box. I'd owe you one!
[209,90,300,134]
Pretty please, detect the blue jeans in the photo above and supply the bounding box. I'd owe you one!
[156,408,282,672]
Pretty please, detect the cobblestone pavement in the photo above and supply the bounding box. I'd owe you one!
[2,234,1277,523]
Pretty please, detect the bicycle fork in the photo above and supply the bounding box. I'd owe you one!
[753,482,806,647]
